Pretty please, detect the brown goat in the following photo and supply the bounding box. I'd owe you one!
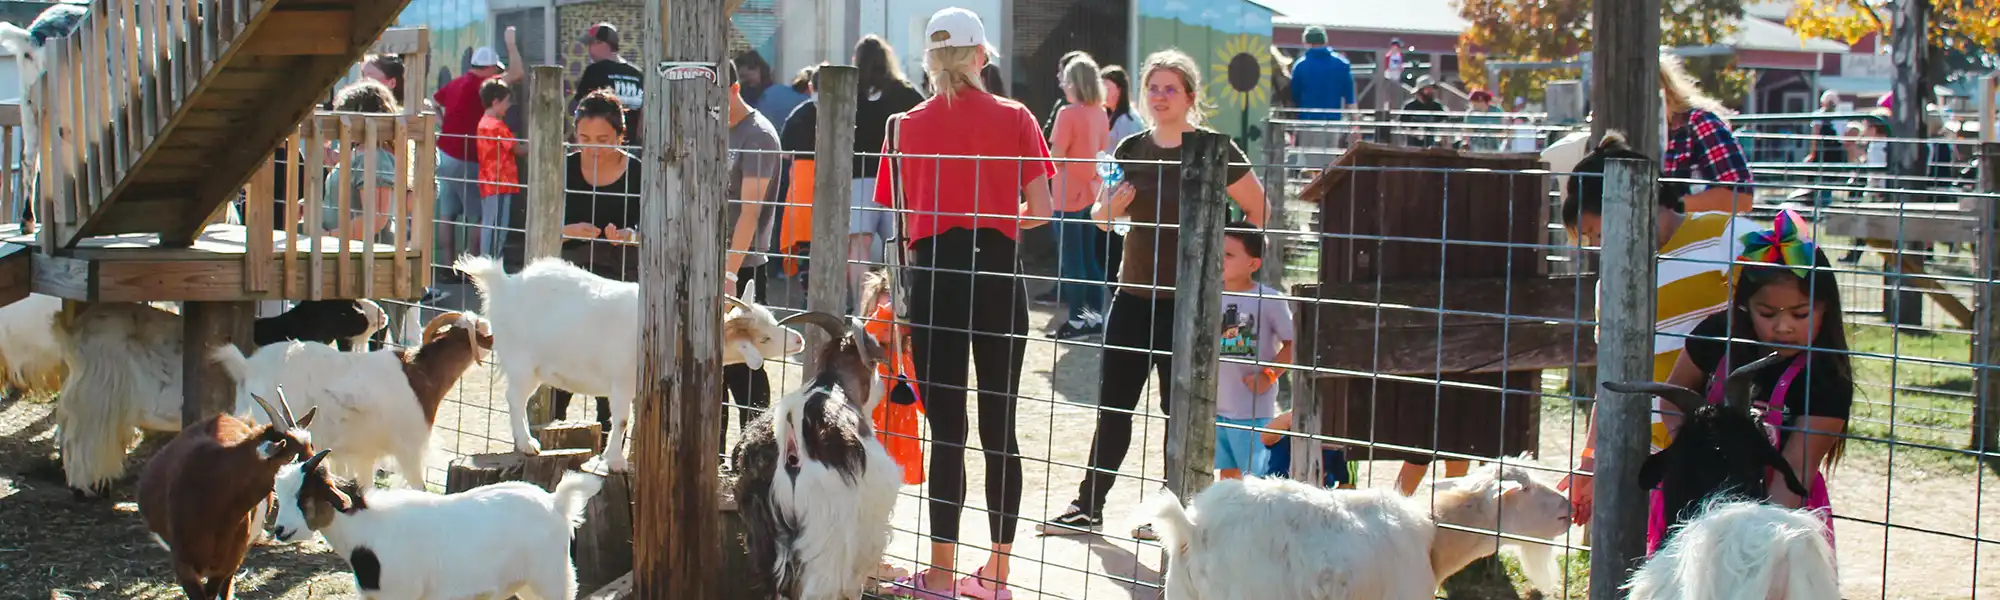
[401,312,496,425]
[137,390,317,600]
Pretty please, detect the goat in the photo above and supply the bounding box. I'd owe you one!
[0,3,86,206]
[253,299,387,351]
[213,311,492,490]
[270,449,606,600]
[54,300,394,496]
[454,254,806,471]
[0,293,65,400]
[1624,498,1840,600]
[136,389,316,600]
[731,311,903,600]
[1146,460,1574,600]
[1602,351,1811,550]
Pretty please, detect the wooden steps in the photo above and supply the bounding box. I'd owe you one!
[33,0,417,249]
[0,223,414,303]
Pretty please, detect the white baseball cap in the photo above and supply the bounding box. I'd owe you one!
[924,8,988,50]
[470,46,505,70]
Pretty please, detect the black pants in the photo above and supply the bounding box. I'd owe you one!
[910,228,1028,544]
[1074,292,1177,514]
[723,264,773,439]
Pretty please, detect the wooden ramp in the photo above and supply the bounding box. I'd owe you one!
[29,0,416,250]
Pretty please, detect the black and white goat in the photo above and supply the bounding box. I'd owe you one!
[731,311,903,600]
[1602,351,1811,548]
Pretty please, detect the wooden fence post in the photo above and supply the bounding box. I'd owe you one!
[526,64,565,427]
[1257,119,1288,287]
[1165,131,1228,499]
[1590,157,1659,599]
[634,0,731,597]
[1975,143,2000,476]
[808,65,859,367]
[182,302,255,426]
[1589,0,1662,153]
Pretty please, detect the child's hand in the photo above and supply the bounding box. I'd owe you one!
[504,26,518,47]
[604,223,638,243]
[563,222,602,239]
[1243,370,1277,395]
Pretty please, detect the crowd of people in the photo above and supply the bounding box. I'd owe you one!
[273,6,1868,597]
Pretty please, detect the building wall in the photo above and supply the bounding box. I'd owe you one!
[1135,0,1275,152]
[1011,0,1128,122]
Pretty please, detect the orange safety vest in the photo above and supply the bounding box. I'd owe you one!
[863,301,925,485]
[777,159,816,276]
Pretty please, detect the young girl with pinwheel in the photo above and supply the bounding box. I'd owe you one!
[1652,208,1853,555]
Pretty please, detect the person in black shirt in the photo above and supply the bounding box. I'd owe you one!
[573,23,645,146]
[1399,80,1446,148]
[549,89,643,437]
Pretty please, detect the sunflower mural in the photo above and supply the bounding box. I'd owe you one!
[1135,0,1274,151]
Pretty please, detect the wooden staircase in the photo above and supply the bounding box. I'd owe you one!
[31,0,416,250]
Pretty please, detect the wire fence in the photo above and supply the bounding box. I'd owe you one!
[213,71,2000,600]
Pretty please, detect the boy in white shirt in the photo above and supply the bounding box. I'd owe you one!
[1215,222,1295,480]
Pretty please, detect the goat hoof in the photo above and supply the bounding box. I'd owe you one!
[607,456,630,472]
[516,440,543,456]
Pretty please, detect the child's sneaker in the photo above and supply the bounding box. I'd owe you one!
[1035,503,1101,536]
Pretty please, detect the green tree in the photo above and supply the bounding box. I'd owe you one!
[1456,0,1752,108]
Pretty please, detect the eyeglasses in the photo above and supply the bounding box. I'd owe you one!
[1146,84,1182,97]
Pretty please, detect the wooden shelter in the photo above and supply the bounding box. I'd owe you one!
[1293,143,1594,463]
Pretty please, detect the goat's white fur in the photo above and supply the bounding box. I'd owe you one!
[0,294,66,396]
[210,315,488,490]
[271,460,604,600]
[766,382,903,599]
[454,255,804,471]
[54,302,185,494]
[1146,460,1572,600]
[1624,499,1839,600]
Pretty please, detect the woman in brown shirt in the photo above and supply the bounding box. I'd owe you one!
[1036,49,1267,541]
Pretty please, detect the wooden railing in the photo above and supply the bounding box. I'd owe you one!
[241,110,436,300]
[30,0,261,248]
[0,105,29,233]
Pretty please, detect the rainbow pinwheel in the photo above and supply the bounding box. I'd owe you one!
[1731,208,1819,283]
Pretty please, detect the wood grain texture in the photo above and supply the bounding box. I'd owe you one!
[1976,143,2000,476]
[634,0,732,597]
[1165,131,1227,498]
[538,421,606,454]
[1302,277,1597,374]
[807,65,858,370]
[445,453,525,493]
[1590,157,1659,599]
[1589,0,1662,153]
[577,470,636,591]
[525,66,566,428]
[180,301,254,427]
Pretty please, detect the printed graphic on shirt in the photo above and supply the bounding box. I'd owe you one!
[609,74,644,109]
[1220,304,1256,358]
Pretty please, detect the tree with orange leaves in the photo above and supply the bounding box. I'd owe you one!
[1787,0,1999,85]
[1455,0,1751,107]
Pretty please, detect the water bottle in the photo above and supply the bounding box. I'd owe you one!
[1097,152,1131,235]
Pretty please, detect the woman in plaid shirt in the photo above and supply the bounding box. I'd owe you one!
[1660,54,1754,216]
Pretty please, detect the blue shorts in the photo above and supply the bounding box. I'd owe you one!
[1216,416,1271,472]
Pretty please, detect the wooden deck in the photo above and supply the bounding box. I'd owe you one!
[0,223,421,304]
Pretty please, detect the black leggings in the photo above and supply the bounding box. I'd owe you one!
[1074,292,1176,514]
[723,264,773,438]
[910,228,1028,545]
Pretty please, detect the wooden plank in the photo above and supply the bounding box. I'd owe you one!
[1976,143,2000,474]
[371,27,427,56]
[1165,131,1228,498]
[1590,156,1662,600]
[31,254,92,300]
[306,117,327,300]
[181,301,256,426]
[807,66,857,371]
[246,162,274,292]
[582,573,633,600]
[577,469,635,590]
[1819,209,1977,244]
[240,9,353,56]
[391,118,409,298]
[336,115,354,299]
[414,112,434,289]
[1309,276,1597,331]
[1860,239,1976,328]
[91,256,412,302]
[360,117,379,299]
[0,245,31,307]
[284,131,304,298]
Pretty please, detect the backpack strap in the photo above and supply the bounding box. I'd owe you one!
[884,113,911,322]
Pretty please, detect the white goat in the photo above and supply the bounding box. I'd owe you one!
[271,449,605,600]
[731,312,902,600]
[0,3,86,200]
[454,254,805,471]
[54,302,184,496]
[0,293,66,399]
[1624,499,1840,600]
[1147,460,1573,600]
[213,312,492,490]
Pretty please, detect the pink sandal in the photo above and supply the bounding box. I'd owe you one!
[956,566,1013,600]
[883,568,959,600]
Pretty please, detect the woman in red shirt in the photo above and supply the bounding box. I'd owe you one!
[875,8,1054,600]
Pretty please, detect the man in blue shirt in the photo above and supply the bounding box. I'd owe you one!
[1288,26,1354,167]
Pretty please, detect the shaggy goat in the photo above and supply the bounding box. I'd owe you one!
[213,311,492,489]
[270,449,606,600]
[1147,460,1573,600]
[1624,498,1839,600]
[1602,351,1811,549]
[731,311,903,600]
[137,390,316,600]
[55,300,394,496]
[0,293,65,400]
[454,254,806,471]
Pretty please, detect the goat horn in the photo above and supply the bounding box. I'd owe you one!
[301,449,331,473]
[250,392,290,433]
[1602,381,1706,420]
[1724,351,1790,414]
[777,311,849,339]
[273,385,301,429]
[420,311,463,345]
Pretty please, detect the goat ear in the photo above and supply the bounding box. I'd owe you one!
[1637,445,1675,490]
[257,440,283,460]
[742,279,760,304]
[734,339,766,371]
[1497,479,1525,501]
[1757,439,1812,497]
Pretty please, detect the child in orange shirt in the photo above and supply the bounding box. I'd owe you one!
[859,270,925,485]
[475,78,526,257]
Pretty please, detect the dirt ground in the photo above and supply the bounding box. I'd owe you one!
[2,275,1996,599]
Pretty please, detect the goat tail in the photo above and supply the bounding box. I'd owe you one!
[1142,489,1197,557]
[452,254,508,298]
[208,344,252,385]
[552,469,606,531]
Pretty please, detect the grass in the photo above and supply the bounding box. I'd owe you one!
[1841,321,1986,475]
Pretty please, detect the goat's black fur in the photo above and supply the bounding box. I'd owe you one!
[1603,351,1812,549]
[252,300,381,350]
[730,311,887,600]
